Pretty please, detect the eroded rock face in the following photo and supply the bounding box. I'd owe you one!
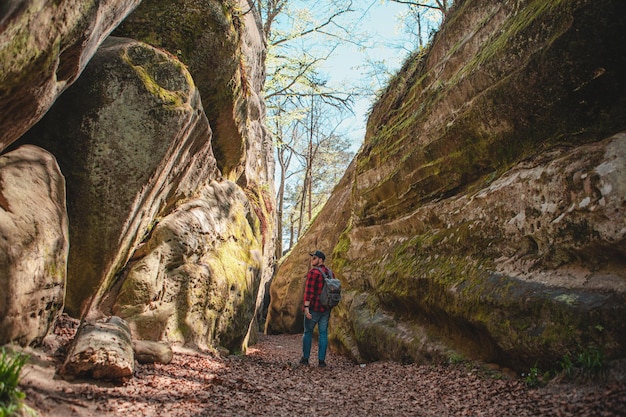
[18,37,218,317]
[114,0,272,182]
[114,0,276,341]
[340,134,626,367]
[112,180,264,351]
[2,1,274,358]
[268,0,626,371]
[0,0,141,151]
[0,145,68,346]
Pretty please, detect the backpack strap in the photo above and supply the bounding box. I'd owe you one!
[315,266,333,279]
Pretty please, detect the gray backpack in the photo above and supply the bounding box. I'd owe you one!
[316,267,341,308]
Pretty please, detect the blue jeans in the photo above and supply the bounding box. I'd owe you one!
[302,310,330,361]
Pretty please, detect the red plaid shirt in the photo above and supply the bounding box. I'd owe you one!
[303,265,330,312]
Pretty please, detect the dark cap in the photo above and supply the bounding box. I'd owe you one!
[309,250,325,260]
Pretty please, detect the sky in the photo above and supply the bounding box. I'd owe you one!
[272,1,421,246]
[269,1,441,153]
[317,1,415,151]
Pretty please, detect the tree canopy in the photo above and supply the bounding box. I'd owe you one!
[254,0,451,255]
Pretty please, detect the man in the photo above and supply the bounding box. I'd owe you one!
[300,250,331,367]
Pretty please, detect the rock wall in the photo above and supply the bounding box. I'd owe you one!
[0,0,142,151]
[0,146,68,346]
[0,0,141,347]
[20,36,218,319]
[268,0,626,372]
[1,0,275,355]
[113,0,276,343]
[114,0,270,181]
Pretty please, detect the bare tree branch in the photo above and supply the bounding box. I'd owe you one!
[271,1,354,47]
[388,0,450,15]
[264,57,324,100]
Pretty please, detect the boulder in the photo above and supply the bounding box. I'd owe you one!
[18,36,217,317]
[132,340,173,364]
[0,0,141,151]
[114,0,276,338]
[112,179,264,352]
[0,145,68,346]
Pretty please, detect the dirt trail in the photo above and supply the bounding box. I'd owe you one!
[19,331,626,416]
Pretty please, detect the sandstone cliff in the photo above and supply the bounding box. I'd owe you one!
[0,0,141,348]
[267,0,626,372]
[1,0,275,358]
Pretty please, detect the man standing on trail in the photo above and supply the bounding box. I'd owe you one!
[300,250,331,368]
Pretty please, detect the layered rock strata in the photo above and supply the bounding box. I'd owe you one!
[1,0,274,359]
[267,0,626,371]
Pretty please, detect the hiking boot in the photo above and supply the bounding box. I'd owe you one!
[299,357,309,366]
[318,360,327,368]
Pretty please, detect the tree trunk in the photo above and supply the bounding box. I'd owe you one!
[275,149,285,259]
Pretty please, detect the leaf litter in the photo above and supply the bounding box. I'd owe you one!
[17,316,626,416]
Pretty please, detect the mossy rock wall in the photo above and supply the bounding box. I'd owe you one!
[114,3,276,334]
[268,0,626,372]
[17,37,216,317]
[114,0,253,178]
[111,180,264,352]
[2,1,274,354]
[0,0,141,151]
[359,0,626,224]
